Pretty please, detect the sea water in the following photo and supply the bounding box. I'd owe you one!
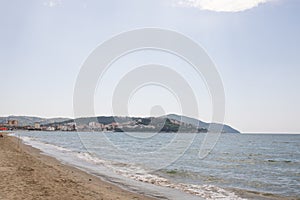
[12,132,300,200]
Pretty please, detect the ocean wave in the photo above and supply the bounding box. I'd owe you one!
[266,159,294,164]
[117,171,246,200]
[15,135,72,153]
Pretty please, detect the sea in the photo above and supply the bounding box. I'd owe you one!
[11,132,300,200]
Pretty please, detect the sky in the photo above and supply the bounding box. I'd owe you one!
[0,0,299,133]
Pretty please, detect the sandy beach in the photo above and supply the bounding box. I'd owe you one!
[0,133,154,200]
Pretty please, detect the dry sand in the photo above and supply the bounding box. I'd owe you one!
[0,133,155,200]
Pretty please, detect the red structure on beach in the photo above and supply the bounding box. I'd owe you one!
[0,127,8,131]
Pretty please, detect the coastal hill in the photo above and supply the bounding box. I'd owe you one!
[165,114,240,133]
[0,115,240,133]
[0,116,70,126]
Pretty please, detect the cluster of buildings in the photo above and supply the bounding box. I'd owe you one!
[0,120,19,131]
[76,122,119,132]
[28,122,77,131]
[0,119,122,132]
[76,119,157,132]
[0,120,76,132]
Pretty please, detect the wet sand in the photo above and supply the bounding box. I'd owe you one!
[0,133,155,200]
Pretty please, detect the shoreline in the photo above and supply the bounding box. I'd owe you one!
[1,132,298,200]
[0,133,155,200]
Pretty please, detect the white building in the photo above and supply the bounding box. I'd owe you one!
[34,122,40,129]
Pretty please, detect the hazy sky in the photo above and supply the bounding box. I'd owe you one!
[0,0,299,133]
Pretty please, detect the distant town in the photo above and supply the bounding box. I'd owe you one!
[0,115,240,133]
[0,118,204,133]
[0,119,77,132]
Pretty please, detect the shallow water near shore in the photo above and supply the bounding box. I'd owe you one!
[11,132,300,200]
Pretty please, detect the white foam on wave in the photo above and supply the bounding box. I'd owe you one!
[113,167,246,200]
[15,134,72,153]
[75,152,109,165]
[74,151,246,200]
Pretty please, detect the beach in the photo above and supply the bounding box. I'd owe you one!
[1,132,299,200]
[0,133,154,200]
